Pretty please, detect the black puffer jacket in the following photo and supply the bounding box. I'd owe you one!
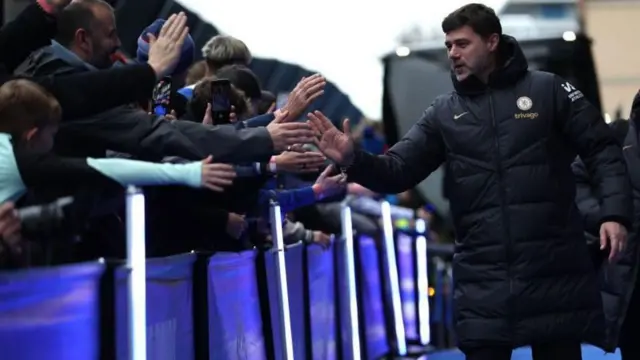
[574,119,640,351]
[348,35,632,349]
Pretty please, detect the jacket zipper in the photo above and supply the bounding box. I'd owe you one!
[488,90,514,332]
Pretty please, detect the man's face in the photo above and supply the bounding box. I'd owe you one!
[85,6,121,69]
[445,25,497,82]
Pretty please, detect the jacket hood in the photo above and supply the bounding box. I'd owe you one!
[15,41,96,77]
[452,34,529,95]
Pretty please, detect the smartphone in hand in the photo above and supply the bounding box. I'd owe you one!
[210,79,232,124]
[152,76,172,116]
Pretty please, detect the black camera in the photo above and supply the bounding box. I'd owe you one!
[18,197,74,236]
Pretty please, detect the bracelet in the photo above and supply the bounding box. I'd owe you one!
[36,0,56,15]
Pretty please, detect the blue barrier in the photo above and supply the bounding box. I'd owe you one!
[357,235,390,360]
[115,253,196,360]
[264,242,306,360]
[0,201,453,358]
[334,236,358,360]
[207,251,267,360]
[306,243,338,360]
[0,261,104,360]
[397,231,418,341]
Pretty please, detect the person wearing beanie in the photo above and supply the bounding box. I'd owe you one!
[137,18,195,80]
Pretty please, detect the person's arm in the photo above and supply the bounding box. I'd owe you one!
[258,186,320,214]
[554,76,632,229]
[7,148,206,202]
[30,64,158,120]
[58,106,274,163]
[240,113,274,129]
[171,118,274,163]
[0,2,57,74]
[571,157,602,237]
[282,219,313,245]
[347,105,446,194]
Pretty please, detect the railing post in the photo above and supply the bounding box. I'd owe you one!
[126,186,146,360]
[340,202,361,360]
[380,201,407,356]
[414,218,431,346]
[269,200,294,360]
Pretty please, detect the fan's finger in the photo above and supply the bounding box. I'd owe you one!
[343,118,352,136]
[159,14,176,37]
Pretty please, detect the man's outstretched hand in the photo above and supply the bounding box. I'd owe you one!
[266,110,316,152]
[147,12,190,78]
[307,111,355,166]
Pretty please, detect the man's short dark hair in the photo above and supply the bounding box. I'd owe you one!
[188,76,250,124]
[256,91,276,115]
[441,3,502,38]
[215,65,262,100]
[55,0,113,46]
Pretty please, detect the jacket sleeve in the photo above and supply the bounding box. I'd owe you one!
[0,3,56,73]
[171,119,274,163]
[241,113,274,128]
[347,104,446,193]
[571,157,602,237]
[258,187,316,215]
[282,219,313,245]
[12,148,204,199]
[554,75,632,229]
[58,106,274,163]
[32,64,158,120]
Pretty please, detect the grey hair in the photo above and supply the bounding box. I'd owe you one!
[201,35,252,70]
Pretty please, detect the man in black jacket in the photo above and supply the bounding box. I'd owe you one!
[15,0,317,163]
[309,4,632,360]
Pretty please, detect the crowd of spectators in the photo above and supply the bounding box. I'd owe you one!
[0,0,440,270]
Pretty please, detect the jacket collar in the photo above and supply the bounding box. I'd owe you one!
[451,35,529,95]
[49,40,97,72]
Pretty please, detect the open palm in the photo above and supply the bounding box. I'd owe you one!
[308,111,354,165]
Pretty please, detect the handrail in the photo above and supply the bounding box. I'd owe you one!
[348,196,414,219]
[125,186,147,360]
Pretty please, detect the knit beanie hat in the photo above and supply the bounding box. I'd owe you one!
[137,19,195,76]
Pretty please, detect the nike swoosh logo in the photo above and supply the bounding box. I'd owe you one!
[623,145,633,150]
[453,112,468,120]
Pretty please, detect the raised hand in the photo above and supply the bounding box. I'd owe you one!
[313,165,347,199]
[307,111,355,166]
[282,74,326,118]
[273,151,327,173]
[266,110,316,152]
[147,13,190,78]
[200,156,236,192]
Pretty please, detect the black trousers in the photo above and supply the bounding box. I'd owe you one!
[463,342,582,360]
[620,283,640,360]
